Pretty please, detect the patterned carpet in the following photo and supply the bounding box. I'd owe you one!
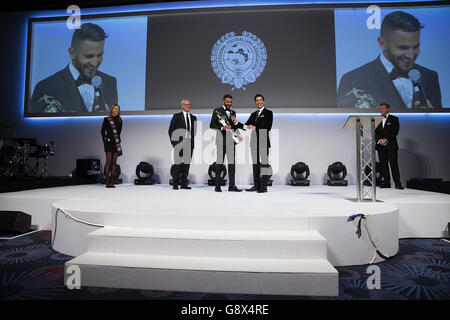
[0,230,449,300]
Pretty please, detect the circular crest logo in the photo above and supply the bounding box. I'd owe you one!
[211,31,267,91]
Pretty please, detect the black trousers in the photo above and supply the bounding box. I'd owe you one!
[172,141,193,187]
[252,147,270,189]
[377,147,401,186]
[215,133,236,187]
[172,163,190,187]
[250,132,270,189]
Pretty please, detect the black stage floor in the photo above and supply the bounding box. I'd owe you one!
[406,179,450,195]
[1,176,449,195]
[0,176,97,193]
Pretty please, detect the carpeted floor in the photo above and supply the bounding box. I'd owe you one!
[0,230,449,300]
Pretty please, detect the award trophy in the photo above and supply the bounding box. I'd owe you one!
[39,94,63,112]
[215,110,243,144]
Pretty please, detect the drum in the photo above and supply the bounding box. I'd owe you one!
[49,141,55,156]
[39,144,50,155]
[38,142,55,157]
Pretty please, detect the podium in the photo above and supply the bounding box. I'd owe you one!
[344,116,383,202]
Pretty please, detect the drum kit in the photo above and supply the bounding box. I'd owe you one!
[0,136,56,178]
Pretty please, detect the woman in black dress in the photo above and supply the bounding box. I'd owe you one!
[101,104,123,188]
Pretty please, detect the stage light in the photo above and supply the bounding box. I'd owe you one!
[207,162,227,186]
[134,161,155,185]
[363,162,381,187]
[290,162,310,186]
[327,161,348,186]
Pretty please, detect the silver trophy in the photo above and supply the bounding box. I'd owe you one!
[346,88,377,109]
[216,110,243,144]
[39,94,63,112]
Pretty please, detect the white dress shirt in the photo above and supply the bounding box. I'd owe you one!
[380,54,413,109]
[223,105,231,119]
[382,113,388,128]
[243,106,265,130]
[69,63,95,112]
[182,110,191,137]
[257,106,265,117]
[378,113,389,144]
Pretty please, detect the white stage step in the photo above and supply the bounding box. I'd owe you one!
[87,226,328,259]
[66,252,338,296]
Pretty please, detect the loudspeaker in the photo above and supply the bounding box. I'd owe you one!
[76,159,101,178]
[0,211,32,233]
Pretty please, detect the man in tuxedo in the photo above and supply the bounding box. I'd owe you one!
[209,94,245,192]
[375,103,403,190]
[168,99,197,190]
[30,23,118,113]
[245,94,273,193]
[337,11,442,109]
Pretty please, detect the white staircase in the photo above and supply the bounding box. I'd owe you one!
[65,226,338,296]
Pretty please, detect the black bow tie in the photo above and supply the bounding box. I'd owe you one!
[75,74,93,86]
[389,68,408,81]
[383,115,387,119]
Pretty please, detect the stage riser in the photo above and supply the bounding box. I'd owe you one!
[65,254,338,296]
[67,266,339,296]
[397,203,450,238]
[87,235,328,260]
[309,213,399,266]
[50,201,400,266]
[0,197,56,230]
[54,209,311,231]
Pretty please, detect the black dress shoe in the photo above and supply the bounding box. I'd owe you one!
[180,186,191,190]
[215,186,222,192]
[257,187,268,193]
[173,185,179,190]
[395,185,404,190]
[245,186,257,192]
[228,186,242,192]
[380,184,391,188]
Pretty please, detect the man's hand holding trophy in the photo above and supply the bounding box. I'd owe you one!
[216,111,243,144]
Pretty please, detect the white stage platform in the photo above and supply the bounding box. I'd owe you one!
[0,184,448,296]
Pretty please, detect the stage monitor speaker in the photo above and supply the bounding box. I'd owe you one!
[0,211,32,233]
[76,159,101,178]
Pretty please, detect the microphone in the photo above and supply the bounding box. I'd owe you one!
[408,69,429,108]
[91,75,106,111]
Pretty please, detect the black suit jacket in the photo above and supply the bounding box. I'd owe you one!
[245,107,273,149]
[209,106,244,145]
[168,111,197,150]
[375,114,399,151]
[30,65,118,113]
[337,56,442,109]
